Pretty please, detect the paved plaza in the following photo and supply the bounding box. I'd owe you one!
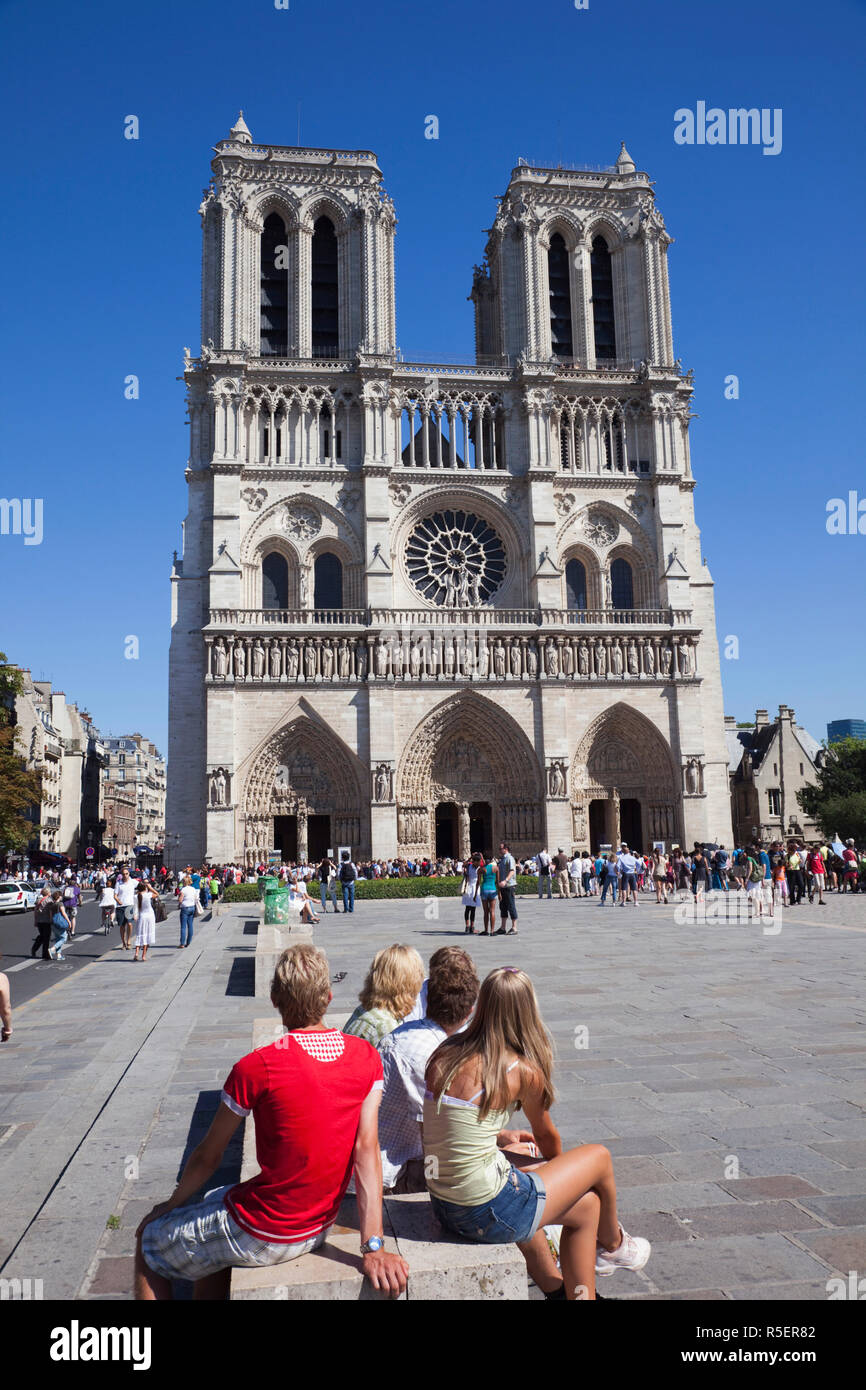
[1,889,864,1300]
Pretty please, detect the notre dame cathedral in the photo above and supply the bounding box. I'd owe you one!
[166,113,733,867]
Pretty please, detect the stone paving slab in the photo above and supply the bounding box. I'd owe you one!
[1,889,864,1300]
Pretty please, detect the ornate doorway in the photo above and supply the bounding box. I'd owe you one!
[243,716,365,865]
[396,693,544,859]
[571,704,680,855]
[435,803,459,859]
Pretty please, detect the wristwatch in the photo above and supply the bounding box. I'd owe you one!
[360,1236,384,1255]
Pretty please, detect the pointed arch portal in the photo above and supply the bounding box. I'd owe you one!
[396,693,544,859]
[570,703,680,853]
[242,715,365,865]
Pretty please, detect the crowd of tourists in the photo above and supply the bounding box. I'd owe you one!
[529,838,865,915]
[135,940,650,1301]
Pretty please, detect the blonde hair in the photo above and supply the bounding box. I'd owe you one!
[270,943,331,1029]
[428,967,555,1120]
[359,944,425,1021]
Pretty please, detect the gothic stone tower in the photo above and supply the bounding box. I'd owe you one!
[167,119,732,867]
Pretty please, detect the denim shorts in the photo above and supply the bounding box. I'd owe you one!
[141,1184,328,1281]
[430,1165,546,1245]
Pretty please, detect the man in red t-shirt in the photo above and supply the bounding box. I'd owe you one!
[135,944,409,1299]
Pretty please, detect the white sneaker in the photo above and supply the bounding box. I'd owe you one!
[595,1223,651,1276]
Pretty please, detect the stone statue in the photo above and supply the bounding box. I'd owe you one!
[493,641,506,678]
[233,643,246,679]
[213,639,228,678]
[211,769,227,806]
[578,643,589,676]
[627,642,639,675]
[545,644,559,677]
[397,809,406,842]
[375,765,390,802]
[644,642,655,676]
[356,642,368,680]
[562,643,574,677]
[611,643,623,676]
[409,639,422,679]
[321,643,334,680]
[549,762,565,797]
[375,638,390,677]
[596,642,607,677]
[392,639,404,679]
[286,640,299,679]
[661,645,673,676]
[686,759,700,795]
[477,638,489,678]
[304,644,317,680]
[510,642,521,677]
[444,639,455,678]
[270,643,281,679]
[338,639,351,680]
[252,640,265,679]
[679,641,692,676]
[526,643,538,678]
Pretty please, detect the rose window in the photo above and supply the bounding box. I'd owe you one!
[406,510,506,606]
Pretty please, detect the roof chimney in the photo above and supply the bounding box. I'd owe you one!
[724,715,736,729]
[755,709,769,727]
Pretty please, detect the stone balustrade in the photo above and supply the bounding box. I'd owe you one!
[208,605,691,629]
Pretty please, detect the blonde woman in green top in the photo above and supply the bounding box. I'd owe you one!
[424,967,650,1300]
[343,944,425,1048]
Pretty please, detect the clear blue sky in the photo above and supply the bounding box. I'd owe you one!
[1,0,864,754]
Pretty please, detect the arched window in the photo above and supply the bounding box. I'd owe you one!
[591,235,616,361]
[260,214,288,355]
[548,233,573,358]
[610,557,634,610]
[262,552,289,610]
[311,216,339,356]
[566,558,587,611]
[314,552,343,609]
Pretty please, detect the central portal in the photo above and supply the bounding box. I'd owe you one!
[435,802,458,858]
[308,814,331,863]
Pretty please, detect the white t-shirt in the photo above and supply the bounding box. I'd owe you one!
[179,885,199,908]
[99,887,116,907]
[115,879,136,907]
[568,856,581,878]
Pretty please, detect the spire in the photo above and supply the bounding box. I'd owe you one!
[615,140,635,174]
[230,110,252,144]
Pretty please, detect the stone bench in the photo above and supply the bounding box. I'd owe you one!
[228,1019,528,1301]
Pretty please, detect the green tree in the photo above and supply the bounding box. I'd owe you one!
[0,654,42,853]
[797,738,866,842]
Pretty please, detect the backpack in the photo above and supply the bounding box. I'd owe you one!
[339,861,357,883]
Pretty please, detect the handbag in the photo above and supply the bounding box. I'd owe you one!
[194,896,204,916]
[153,896,167,923]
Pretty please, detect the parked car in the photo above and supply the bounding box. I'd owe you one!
[0,882,30,914]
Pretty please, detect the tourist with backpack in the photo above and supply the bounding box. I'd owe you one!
[339,853,358,913]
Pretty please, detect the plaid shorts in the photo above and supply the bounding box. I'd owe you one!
[140,1185,327,1282]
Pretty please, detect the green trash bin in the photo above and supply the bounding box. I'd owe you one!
[264,884,291,925]
[258,874,278,902]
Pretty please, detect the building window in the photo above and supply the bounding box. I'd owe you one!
[799,763,804,775]
[314,552,343,609]
[610,557,634,610]
[547,233,573,358]
[260,212,288,355]
[311,216,339,356]
[262,552,289,610]
[565,558,587,611]
[768,789,781,816]
[590,235,617,361]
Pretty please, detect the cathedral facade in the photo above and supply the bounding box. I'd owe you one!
[166,114,733,867]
